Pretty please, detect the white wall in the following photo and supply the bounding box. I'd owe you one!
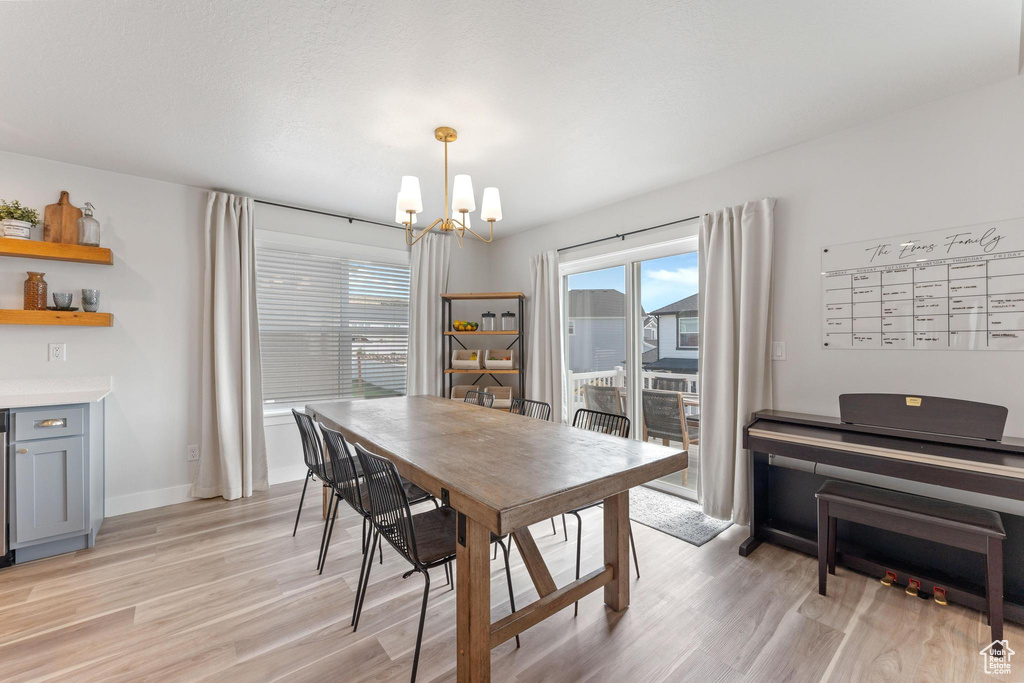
[0,150,206,515]
[490,74,1024,435]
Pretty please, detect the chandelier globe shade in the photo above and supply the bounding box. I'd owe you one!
[395,196,417,225]
[480,188,502,222]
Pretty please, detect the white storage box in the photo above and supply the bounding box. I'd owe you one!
[486,386,513,409]
[483,348,516,370]
[452,349,482,369]
[450,385,473,401]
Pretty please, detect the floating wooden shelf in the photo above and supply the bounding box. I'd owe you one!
[0,310,114,327]
[444,330,520,336]
[0,238,113,265]
[445,368,519,374]
[441,292,525,301]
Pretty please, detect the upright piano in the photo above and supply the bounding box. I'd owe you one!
[742,394,1024,623]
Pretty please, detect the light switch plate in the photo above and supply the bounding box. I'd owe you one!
[48,343,66,362]
[771,341,787,361]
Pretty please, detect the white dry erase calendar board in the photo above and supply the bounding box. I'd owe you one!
[822,217,1024,350]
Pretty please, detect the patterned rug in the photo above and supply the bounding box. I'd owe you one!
[627,486,732,547]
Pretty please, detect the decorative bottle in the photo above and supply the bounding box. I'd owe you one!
[24,272,48,310]
[77,202,100,247]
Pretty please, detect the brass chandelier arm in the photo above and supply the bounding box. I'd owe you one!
[463,220,495,244]
[404,216,445,247]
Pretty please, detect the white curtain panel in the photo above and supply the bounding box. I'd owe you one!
[406,232,451,396]
[192,192,269,501]
[697,198,775,524]
[526,250,565,421]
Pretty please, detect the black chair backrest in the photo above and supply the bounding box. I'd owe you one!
[319,424,366,515]
[464,390,495,408]
[353,442,422,567]
[510,397,552,421]
[573,408,630,438]
[292,409,327,478]
[641,389,685,442]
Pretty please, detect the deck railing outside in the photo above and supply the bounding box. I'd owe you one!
[566,367,698,420]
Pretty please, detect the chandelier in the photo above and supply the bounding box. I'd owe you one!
[395,126,502,247]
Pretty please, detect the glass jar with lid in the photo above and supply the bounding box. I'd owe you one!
[501,311,517,331]
[77,202,101,247]
[481,311,497,331]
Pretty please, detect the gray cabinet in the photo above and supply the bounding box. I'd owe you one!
[12,436,86,544]
[8,401,104,563]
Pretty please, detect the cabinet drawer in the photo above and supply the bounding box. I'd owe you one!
[14,406,85,441]
[11,436,87,545]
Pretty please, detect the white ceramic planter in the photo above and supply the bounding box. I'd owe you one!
[1,219,32,240]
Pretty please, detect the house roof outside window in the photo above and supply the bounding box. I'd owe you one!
[649,293,699,316]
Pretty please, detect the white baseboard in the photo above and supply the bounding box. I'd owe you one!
[105,465,309,518]
[106,483,196,517]
[269,464,308,485]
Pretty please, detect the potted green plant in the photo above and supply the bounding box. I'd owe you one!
[0,199,40,240]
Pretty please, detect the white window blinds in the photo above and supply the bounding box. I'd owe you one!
[255,244,410,406]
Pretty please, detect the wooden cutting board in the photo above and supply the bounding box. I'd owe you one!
[43,191,82,244]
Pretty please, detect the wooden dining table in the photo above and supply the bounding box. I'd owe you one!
[308,395,687,682]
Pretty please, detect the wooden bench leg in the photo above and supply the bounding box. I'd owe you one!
[817,498,828,596]
[987,536,1004,646]
[827,516,837,575]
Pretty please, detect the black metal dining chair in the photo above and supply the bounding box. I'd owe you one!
[464,390,495,408]
[352,442,520,682]
[509,397,552,421]
[291,409,328,537]
[317,424,436,578]
[567,408,640,615]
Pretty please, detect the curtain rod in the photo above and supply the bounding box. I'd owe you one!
[557,215,702,253]
[254,199,404,232]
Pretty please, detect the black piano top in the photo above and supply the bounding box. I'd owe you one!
[748,409,1024,457]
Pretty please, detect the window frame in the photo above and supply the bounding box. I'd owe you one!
[676,313,699,349]
[254,230,411,416]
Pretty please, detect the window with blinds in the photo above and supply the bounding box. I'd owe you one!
[255,244,410,406]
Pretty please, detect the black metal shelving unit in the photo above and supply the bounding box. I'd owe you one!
[441,292,526,402]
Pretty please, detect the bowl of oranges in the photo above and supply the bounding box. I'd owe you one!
[453,320,479,332]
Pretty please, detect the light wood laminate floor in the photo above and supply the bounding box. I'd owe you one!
[0,480,1019,682]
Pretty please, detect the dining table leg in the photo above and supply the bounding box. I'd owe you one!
[603,491,630,611]
[457,513,492,682]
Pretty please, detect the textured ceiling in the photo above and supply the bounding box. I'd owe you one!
[1,1,1021,233]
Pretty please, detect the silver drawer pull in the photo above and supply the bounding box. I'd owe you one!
[35,418,67,428]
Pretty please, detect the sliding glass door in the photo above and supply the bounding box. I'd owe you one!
[637,252,699,497]
[564,266,628,421]
[562,237,700,500]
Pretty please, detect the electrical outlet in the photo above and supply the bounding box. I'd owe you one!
[187,445,200,461]
[48,343,67,362]
[771,341,787,361]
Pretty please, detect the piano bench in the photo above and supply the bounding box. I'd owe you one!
[815,479,1006,643]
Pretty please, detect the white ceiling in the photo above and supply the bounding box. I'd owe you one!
[1,1,1021,234]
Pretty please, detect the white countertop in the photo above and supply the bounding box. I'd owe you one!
[0,376,112,409]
